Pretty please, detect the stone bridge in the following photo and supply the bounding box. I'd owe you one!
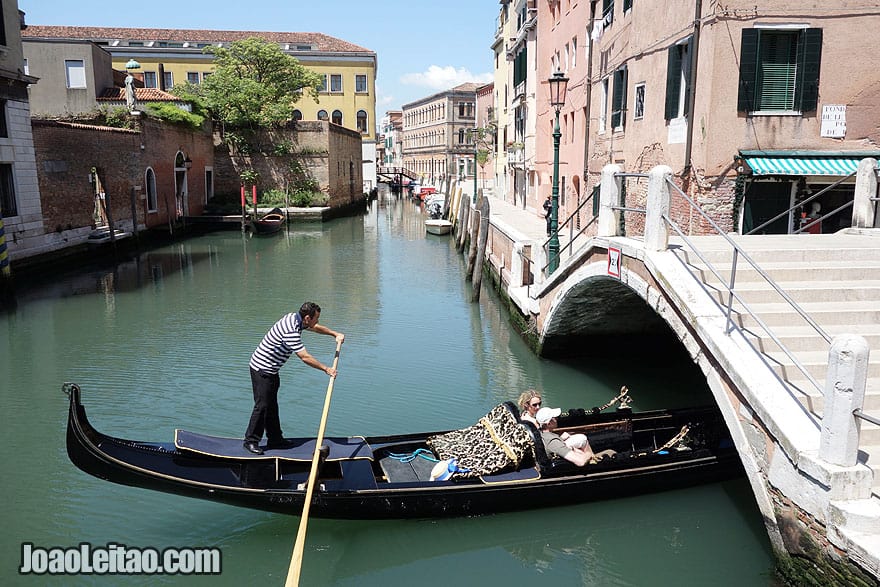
[475,161,880,581]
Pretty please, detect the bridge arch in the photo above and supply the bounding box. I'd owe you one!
[538,251,782,548]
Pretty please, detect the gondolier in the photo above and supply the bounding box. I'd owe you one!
[244,302,345,454]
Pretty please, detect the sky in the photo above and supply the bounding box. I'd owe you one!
[19,0,499,112]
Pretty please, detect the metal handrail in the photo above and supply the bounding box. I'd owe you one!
[662,177,828,417]
[537,192,599,275]
[854,409,880,427]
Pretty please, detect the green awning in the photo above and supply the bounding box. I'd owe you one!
[743,156,860,176]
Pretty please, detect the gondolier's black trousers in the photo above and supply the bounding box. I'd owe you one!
[245,368,284,444]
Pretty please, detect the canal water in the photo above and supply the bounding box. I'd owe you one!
[0,191,777,585]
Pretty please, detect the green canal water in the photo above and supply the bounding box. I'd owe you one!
[0,192,777,585]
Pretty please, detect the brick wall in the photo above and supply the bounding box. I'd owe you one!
[213,121,364,208]
[32,115,214,251]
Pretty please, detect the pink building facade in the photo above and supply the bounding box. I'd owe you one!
[534,0,880,235]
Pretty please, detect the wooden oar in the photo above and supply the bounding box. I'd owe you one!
[284,339,343,587]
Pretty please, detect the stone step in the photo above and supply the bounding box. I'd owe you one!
[677,242,880,265]
[732,301,880,328]
[741,325,880,354]
[767,350,880,381]
[691,261,880,284]
[710,281,880,305]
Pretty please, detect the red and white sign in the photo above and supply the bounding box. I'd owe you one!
[607,247,621,278]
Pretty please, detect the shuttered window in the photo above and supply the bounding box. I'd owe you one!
[611,65,627,130]
[737,28,822,113]
[664,37,691,120]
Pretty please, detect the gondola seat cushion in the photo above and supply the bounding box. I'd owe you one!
[426,404,534,479]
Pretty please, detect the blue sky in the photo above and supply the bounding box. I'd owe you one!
[20,0,498,112]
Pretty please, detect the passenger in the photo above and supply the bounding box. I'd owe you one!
[535,407,595,466]
[517,389,543,427]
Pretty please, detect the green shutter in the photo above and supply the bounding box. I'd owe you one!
[757,31,797,110]
[664,45,681,120]
[611,65,627,129]
[738,29,759,112]
[796,28,822,112]
[623,0,632,11]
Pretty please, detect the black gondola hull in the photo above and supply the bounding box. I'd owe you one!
[66,386,744,519]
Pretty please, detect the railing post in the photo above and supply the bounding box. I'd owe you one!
[598,164,622,237]
[852,158,878,229]
[645,165,672,251]
[820,334,870,467]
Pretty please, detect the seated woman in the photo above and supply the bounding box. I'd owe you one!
[517,389,543,427]
[535,407,594,466]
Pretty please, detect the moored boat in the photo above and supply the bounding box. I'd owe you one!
[425,218,453,235]
[250,207,286,235]
[64,382,743,520]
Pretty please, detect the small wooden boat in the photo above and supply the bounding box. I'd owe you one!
[425,218,453,235]
[250,207,285,235]
[64,383,743,520]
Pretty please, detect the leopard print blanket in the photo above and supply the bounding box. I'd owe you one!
[426,404,535,479]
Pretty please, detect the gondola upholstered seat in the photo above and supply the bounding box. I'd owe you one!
[426,402,535,479]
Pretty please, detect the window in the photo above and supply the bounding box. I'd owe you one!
[65,60,86,88]
[623,0,633,12]
[634,83,645,120]
[0,164,16,217]
[357,110,368,134]
[331,110,343,125]
[23,59,28,76]
[0,9,6,46]
[186,72,200,84]
[329,74,342,93]
[145,168,158,212]
[611,65,627,130]
[664,37,691,120]
[571,37,577,69]
[602,0,614,25]
[0,100,8,138]
[163,71,173,89]
[738,28,822,113]
[143,72,157,88]
[202,72,212,81]
[318,74,327,92]
[317,109,328,121]
[459,128,466,144]
[355,75,367,93]
[292,109,303,121]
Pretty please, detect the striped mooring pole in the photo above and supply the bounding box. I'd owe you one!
[0,216,11,279]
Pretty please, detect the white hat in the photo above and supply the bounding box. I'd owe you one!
[535,407,561,425]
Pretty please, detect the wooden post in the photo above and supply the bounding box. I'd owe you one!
[466,205,480,278]
[456,191,470,252]
[471,191,490,301]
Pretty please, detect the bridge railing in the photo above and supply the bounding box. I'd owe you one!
[601,161,880,465]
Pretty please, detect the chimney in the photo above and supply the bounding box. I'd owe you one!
[158,64,166,91]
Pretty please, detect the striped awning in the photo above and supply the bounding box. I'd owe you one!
[743,156,861,176]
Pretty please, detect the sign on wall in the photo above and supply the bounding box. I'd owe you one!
[820,105,846,138]
[608,247,621,278]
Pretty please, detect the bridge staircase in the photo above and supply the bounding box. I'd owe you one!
[674,233,880,492]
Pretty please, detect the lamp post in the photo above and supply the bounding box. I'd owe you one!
[548,70,569,274]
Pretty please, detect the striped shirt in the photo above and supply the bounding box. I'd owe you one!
[249,313,306,374]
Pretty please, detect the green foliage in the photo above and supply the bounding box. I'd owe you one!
[272,140,294,156]
[101,106,137,129]
[143,103,205,130]
[172,37,323,129]
[260,187,324,207]
[240,169,259,187]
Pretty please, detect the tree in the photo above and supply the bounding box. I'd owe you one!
[172,37,322,129]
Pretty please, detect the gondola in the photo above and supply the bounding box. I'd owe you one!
[250,207,286,235]
[64,383,743,520]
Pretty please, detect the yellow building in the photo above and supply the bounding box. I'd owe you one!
[23,25,378,187]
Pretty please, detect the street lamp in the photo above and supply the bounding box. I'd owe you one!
[547,70,569,274]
